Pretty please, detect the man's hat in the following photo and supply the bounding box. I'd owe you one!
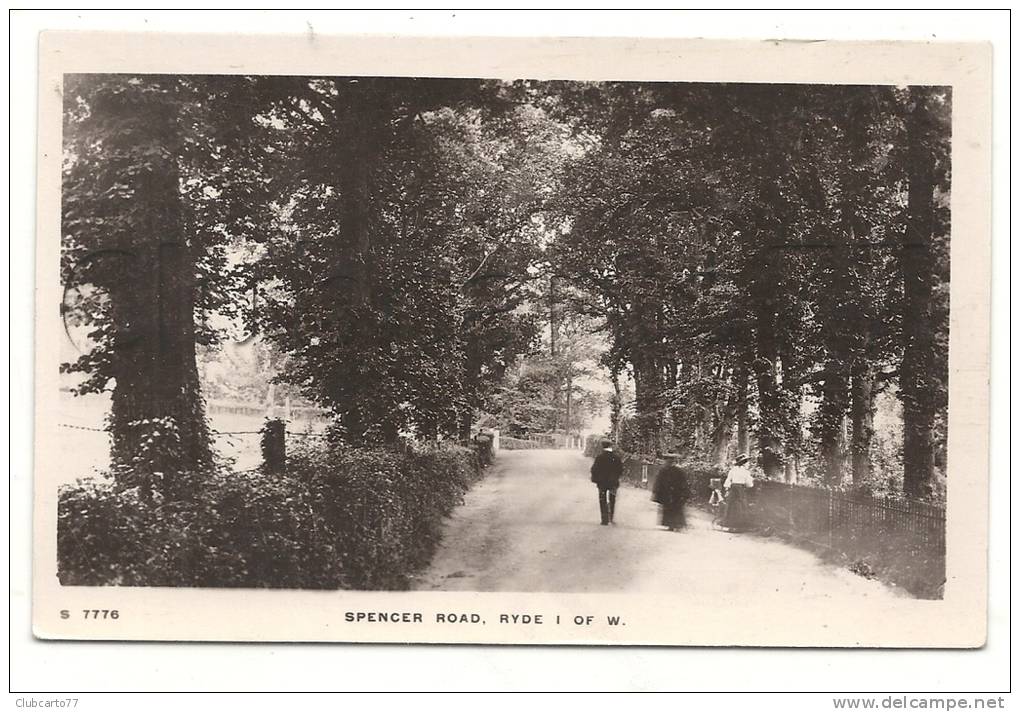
[663,452,682,460]
[735,453,749,465]
[600,439,614,448]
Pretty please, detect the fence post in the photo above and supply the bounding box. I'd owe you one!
[261,418,286,474]
[473,433,494,466]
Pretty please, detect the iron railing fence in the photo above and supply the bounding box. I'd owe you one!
[615,455,945,550]
[751,480,946,550]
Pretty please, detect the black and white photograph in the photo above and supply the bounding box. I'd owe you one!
[30,31,992,649]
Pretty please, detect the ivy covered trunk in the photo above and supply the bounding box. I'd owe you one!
[900,87,939,499]
[108,157,212,491]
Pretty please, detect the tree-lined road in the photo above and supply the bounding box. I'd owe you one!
[413,449,905,599]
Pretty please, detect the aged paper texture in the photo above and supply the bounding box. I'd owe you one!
[34,32,991,646]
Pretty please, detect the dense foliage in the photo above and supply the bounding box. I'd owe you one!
[57,443,482,589]
[253,79,559,443]
[61,75,275,490]
[551,83,950,499]
[61,76,951,510]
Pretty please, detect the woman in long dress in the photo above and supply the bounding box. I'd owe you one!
[722,453,755,531]
[652,453,690,531]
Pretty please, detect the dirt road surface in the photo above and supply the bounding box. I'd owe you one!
[411,449,905,599]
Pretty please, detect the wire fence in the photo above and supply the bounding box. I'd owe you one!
[57,422,330,438]
[56,419,332,483]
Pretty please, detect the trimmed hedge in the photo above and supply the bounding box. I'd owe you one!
[57,442,484,590]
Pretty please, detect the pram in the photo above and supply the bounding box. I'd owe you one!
[708,477,727,528]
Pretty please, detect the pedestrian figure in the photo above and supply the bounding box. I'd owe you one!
[590,439,622,525]
[652,453,690,531]
[722,453,755,531]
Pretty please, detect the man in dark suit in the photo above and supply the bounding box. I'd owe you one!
[590,439,623,525]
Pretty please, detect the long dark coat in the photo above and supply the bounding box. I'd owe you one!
[652,464,691,529]
[590,450,623,488]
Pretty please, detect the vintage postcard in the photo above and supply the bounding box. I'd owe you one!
[33,32,991,646]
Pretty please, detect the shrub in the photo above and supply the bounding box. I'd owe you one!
[287,441,481,589]
[58,469,344,588]
[57,442,483,590]
[679,461,728,502]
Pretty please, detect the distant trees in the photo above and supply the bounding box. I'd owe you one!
[488,308,605,438]
[550,82,951,498]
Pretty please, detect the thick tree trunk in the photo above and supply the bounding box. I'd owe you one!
[736,359,749,457]
[632,354,662,455]
[818,358,850,486]
[850,361,876,486]
[750,110,790,481]
[338,98,373,309]
[900,86,939,498]
[108,159,212,496]
[711,376,734,467]
[711,423,730,467]
[841,87,879,492]
[334,84,381,444]
[457,410,473,443]
[707,363,734,466]
[780,361,806,485]
[753,296,784,480]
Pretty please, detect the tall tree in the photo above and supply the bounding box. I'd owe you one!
[62,75,269,493]
[549,80,950,495]
[259,79,554,444]
[899,86,951,498]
